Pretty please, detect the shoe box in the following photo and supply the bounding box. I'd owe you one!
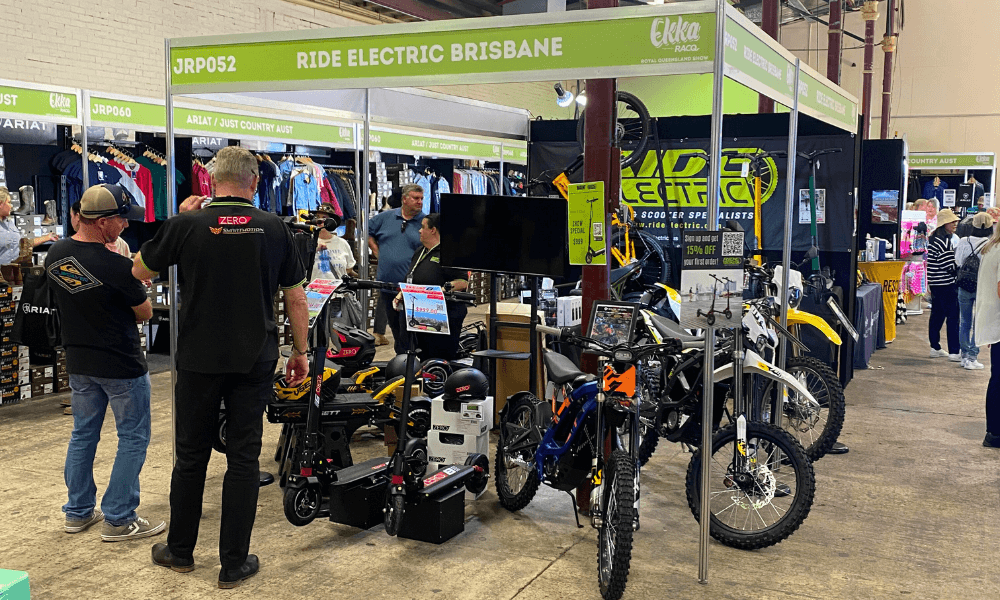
[30,364,55,396]
[427,396,493,499]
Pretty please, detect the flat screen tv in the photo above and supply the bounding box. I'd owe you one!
[439,194,568,279]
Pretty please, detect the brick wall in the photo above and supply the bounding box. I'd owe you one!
[1,0,572,122]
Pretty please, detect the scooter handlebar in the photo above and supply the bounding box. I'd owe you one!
[536,324,563,337]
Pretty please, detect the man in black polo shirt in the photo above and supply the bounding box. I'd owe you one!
[132,147,310,589]
[399,213,468,360]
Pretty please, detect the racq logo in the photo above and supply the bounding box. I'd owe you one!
[649,16,702,52]
[219,215,252,225]
[49,93,72,114]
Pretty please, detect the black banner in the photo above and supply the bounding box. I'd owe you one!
[621,136,856,253]
[0,119,58,145]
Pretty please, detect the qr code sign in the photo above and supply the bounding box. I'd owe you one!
[721,232,744,257]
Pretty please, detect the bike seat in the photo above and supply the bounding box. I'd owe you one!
[610,262,641,287]
[543,351,593,385]
[647,312,704,346]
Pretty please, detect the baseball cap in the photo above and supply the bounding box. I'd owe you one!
[79,184,144,220]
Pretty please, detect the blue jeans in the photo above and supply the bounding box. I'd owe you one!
[958,288,979,359]
[63,373,151,526]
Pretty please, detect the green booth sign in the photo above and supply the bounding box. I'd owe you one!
[0,84,78,122]
[908,153,995,169]
[175,107,355,146]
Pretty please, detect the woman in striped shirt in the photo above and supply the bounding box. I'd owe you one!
[927,209,961,359]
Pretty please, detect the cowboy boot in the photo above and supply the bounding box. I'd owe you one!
[15,186,33,215]
[42,200,57,225]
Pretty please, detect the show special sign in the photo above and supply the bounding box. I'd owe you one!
[169,10,715,87]
[567,181,607,266]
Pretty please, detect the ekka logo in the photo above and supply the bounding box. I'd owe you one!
[49,93,73,114]
[649,16,702,51]
[219,215,252,225]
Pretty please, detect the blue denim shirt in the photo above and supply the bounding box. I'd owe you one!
[0,218,21,264]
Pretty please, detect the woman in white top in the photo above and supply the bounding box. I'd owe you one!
[974,220,1000,448]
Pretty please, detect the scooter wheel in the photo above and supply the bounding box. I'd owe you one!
[213,412,227,455]
[464,453,490,495]
[283,484,321,527]
[706,313,716,326]
[586,254,593,264]
[384,493,405,536]
[724,309,732,319]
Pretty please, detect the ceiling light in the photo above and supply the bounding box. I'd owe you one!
[554,83,575,108]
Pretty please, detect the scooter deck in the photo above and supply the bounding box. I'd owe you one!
[331,456,392,486]
[266,393,381,423]
[418,465,476,499]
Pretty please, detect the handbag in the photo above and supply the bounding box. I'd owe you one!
[11,267,61,350]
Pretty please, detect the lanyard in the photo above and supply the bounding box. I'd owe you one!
[407,244,438,283]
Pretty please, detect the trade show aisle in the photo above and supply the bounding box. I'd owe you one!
[0,311,997,600]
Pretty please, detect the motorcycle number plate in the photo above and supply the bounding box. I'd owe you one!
[602,365,636,397]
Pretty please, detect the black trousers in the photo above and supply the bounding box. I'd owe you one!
[414,304,468,361]
[988,344,1000,435]
[167,359,276,569]
[383,291,408,354]
[929,284,960,354]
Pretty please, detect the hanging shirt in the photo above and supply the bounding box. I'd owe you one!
[319,173,343,217]
[278,159,296,211]
[289,168,320,212]
[192,162,213,197]
[109,160,147,210]
[923,180,949,204]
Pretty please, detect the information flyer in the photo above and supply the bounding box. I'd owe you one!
[798,188,826,224]
[303,278,341,327]
[679,230,745,329]
[400,283,450,335]
[567,181,607,266]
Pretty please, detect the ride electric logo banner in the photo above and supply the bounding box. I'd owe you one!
[169,11,715,86]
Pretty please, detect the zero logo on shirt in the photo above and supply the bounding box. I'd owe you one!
[218,216,252,225]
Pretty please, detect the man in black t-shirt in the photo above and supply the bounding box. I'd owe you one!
[46,184,162,542]
[132,147,309,589]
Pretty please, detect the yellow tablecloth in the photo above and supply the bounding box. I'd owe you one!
[859,261,905,342]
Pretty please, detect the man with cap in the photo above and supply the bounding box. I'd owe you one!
[132,146,310,589]
[955,211,995,370]
[46,184,162,541]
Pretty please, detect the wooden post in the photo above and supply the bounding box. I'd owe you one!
[880,0,898,139]
[826,0,843,84]
[861,1,879,139]
[757,0,780,113]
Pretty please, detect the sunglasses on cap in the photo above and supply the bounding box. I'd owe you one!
[91,202,131,219]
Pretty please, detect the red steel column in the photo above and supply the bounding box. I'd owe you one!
[826,0,843,84]
[880,0,898,139]
[758,0,780,113]
[861,1,879,138]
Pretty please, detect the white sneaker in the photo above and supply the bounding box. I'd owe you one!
[964,359,985,370]
[948,353,963,362]
[929,348,949,358]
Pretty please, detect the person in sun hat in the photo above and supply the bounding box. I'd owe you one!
[45,183,161,542]
[927,209,961,361]
[954,211,995,370]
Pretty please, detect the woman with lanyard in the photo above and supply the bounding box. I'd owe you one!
[0,186,59,264]
[394,213,468,360]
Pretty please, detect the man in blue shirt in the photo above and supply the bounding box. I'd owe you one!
[368,184,425,353]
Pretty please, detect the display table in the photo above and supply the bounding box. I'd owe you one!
[853,282,883,368]
[858,261,905,343]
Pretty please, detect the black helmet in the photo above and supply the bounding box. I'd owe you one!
[442,368,489,401]
[386,354,421,380]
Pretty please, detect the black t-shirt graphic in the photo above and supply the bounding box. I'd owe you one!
[139,197,306,374]
[45,239,149,379]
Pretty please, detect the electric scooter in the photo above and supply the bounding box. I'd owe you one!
[697,274,733,325]
[796,148,842,272]
[585,196,606,265]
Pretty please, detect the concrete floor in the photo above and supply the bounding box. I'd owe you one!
[2,309,999,600]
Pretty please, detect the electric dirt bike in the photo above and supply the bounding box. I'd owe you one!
[495,325,682,600]
[628,299,816,550]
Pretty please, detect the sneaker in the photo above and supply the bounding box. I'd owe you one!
[65,509,104,533]
[151,543,194,573]
[101,515,165,542]
[984,432,1000,448]
[219,554,260,589]
[964,359,985,370]
[948,353,963,362]
[929,348,949,358]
